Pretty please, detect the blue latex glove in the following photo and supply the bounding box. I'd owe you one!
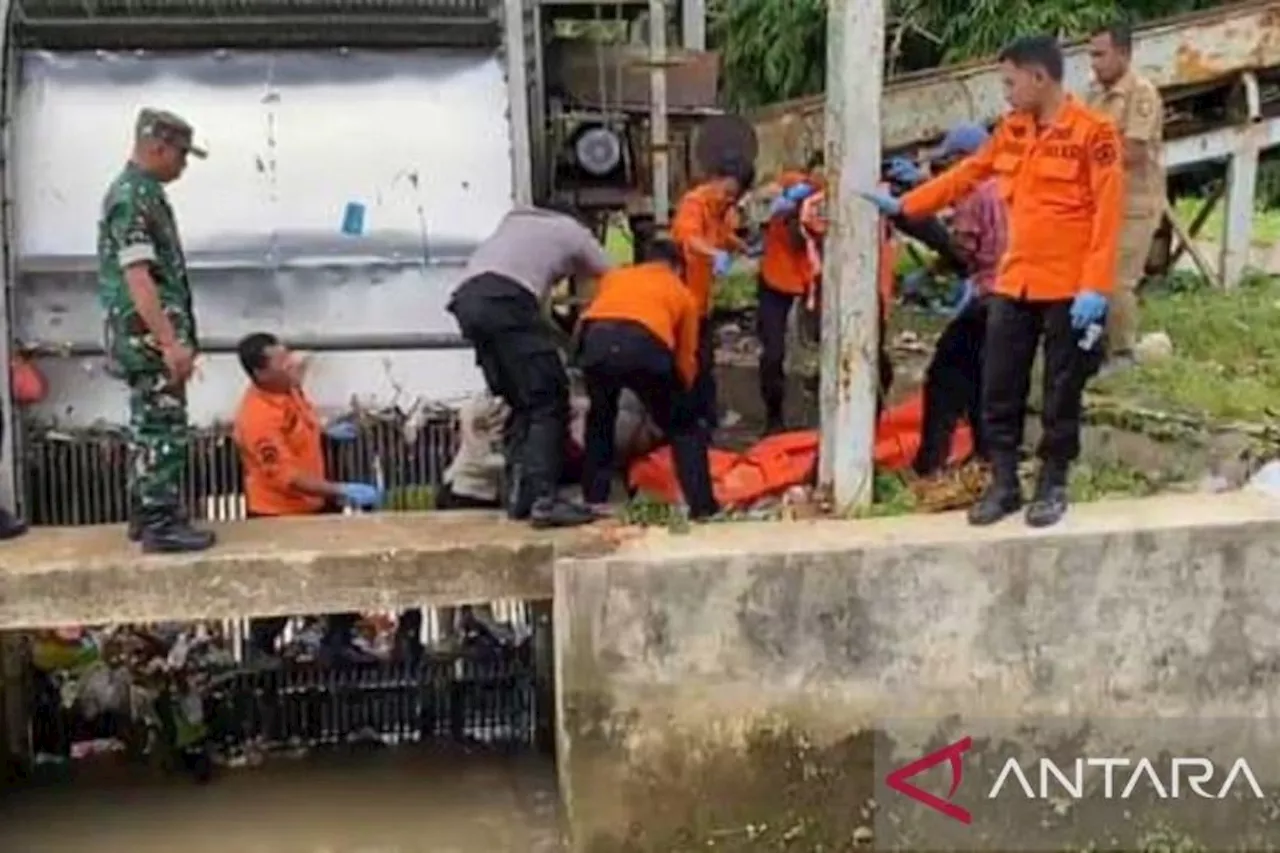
[337,482,383,509]
[767,195,797,218]
[1069,289,1108,329]
[858,190,902,217]
[324,420,359,442]
[900,269,930,302]
[712,250,733,277]
[782,181,816,203]
[949,278,976,316]
[886,157,924,187]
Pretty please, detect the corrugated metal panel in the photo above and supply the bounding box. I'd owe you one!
[13,0,500,48]
[12,49,505,429]
[751,0,1280,174]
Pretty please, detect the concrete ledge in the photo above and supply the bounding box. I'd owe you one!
[553,492,1280,851]
[0,511,620,629]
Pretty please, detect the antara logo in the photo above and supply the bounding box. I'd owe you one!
[885,736,1265,825]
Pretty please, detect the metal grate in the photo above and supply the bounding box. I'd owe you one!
[21,413,460,527]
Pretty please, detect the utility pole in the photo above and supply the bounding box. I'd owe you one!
[648,0,671,225]
[818,0,885,510]
[682,0,706,51]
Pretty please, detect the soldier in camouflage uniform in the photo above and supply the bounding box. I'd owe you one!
[97,109,215,553]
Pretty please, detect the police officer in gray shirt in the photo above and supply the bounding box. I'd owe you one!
[447,203,613,528]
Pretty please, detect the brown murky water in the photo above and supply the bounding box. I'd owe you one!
[0,749,564,853]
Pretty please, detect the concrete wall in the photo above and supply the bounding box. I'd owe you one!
[553,492,1280,852]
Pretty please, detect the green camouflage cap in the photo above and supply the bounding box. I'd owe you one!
[135,108,207,159]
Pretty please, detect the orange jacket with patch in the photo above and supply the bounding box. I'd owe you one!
[582,261,701,389]
[670,181,741,317]
[760,170,818,296]
[901,95,1124,300]
[233,384,328,516]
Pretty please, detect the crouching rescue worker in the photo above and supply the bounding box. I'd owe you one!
[99,108,215,553]
[861,35,1123,528]
[447,204,613,529]
[671,155,753,430]
[887,122,1009,476]
[232,332,386,665]
[578,239,719,520]
[757,153,823,434]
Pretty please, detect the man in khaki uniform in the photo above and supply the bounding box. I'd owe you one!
[1086,22,1165,367]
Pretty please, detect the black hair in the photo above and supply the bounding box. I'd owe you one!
[998,35,1065,83]
[710,153,756,190]
[237,332,280,378]
[805,149,825,171]
[643,237,684,272]
[1096,22,1133,53]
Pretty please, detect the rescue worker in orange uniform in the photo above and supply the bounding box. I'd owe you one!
[861,35,1123,528]
[232,332,404,665]
[757,153,823,433]
[671,155,753,431]
[578,239,719,520]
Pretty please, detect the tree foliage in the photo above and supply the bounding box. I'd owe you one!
[713,0,1227,110]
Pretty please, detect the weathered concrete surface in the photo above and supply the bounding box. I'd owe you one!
[0,511,623,629]
[554,492,1280,851]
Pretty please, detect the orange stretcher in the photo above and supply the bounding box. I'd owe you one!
[627,389,973,509]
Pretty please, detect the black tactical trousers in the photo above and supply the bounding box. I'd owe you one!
[914,296,989,475]
[448,273,569,516]
[579,320,718,519]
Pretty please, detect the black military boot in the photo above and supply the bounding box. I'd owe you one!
[967,455,1023,527]
[138,505,216,554]
[1024,461,1070,529]
[0,508,27,541]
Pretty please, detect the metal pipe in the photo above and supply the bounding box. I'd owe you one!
[817,0,883,510]
[648,0,670,226]
[24,332,469,358]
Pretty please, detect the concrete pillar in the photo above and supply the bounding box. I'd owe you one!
[1221,139,1259,289]
[681,0,705,50]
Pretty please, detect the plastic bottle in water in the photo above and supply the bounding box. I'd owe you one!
[1079,322,1103,352]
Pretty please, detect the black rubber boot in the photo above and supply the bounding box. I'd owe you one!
[1025,462,1070,529]
[529,496,597,529]
[0,508,28,541]
[967,456,1023,527]
[504,462,534,521]
[139,506,216,554]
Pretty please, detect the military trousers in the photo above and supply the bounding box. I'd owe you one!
[126,369,190,513]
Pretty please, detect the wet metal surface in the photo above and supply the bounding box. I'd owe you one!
[0,749,565,853]
[751,0,1280,170]
[13,49,510,427]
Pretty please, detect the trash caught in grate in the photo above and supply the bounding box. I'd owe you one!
[27,604,544,783]
[20,411,459,527]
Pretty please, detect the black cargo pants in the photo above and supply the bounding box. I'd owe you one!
[448,273,569,517]
[982,295,1104,472]
[579,320,718,519]
[913,296,989,475]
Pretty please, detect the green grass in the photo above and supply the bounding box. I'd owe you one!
[1171,197,1280,248]
[1092,270,1280,422]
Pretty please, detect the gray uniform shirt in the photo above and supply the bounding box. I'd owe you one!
[456,206,613,302]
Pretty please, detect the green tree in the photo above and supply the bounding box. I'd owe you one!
[713,0,1226,110]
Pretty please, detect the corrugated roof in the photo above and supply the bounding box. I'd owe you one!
[12,0,500,49]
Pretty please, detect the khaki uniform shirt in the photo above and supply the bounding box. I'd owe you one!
[1087,70,1165,221]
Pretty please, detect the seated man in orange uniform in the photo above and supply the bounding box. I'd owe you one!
[232,332,389,665]
[670,154,753,431]
[577,239,719,521]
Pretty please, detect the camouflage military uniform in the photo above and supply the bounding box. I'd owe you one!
[97,109,209,546]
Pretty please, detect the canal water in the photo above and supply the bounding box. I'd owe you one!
[0,748,564,852]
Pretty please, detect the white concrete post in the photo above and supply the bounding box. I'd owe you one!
[1221,143,1258,289]
[681,0,706,51]
[503,0,534,206]
[649,0,671,225]
[817,0,884,510]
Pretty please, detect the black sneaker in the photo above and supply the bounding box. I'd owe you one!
[529,497,597,529]
[0,509,27,541]
[1025,464,1070,529]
